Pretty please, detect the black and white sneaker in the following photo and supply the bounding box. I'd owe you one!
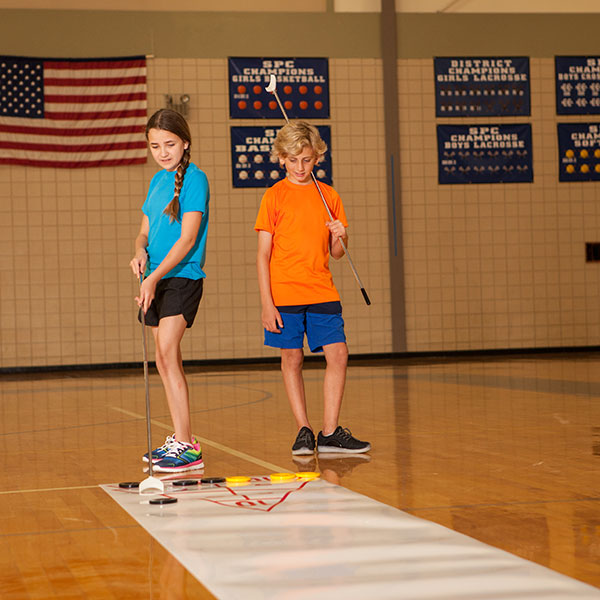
[317,426,371,454]
[292,427,316,455]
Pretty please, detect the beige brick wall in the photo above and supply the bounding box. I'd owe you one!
[0,57,392,367]
[2,54,599,368]
[400,58,600,351]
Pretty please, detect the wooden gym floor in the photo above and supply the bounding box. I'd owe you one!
[1,352,599,598]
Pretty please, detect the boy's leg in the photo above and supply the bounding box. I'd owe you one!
[321,341,348,435]
[307,311,370,454]
[266,311,315,454]
[281,348,311,431]
[152,314,192,444]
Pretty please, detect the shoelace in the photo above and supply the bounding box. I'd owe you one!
[163,440,192,458]
[157,434,175,451]
[337,427,354,440]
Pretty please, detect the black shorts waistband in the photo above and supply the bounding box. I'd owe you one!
[277,301,342,315]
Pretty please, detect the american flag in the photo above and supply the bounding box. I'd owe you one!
[0,55,147,168]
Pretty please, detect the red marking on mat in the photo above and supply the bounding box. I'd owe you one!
[106,477,313,512]
[205,479,310,512]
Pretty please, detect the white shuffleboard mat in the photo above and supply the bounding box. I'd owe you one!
[101,476,600,600]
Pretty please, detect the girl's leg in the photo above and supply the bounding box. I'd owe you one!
[281,348,311,430]
[321,342,348,435]
[152,314,192,444]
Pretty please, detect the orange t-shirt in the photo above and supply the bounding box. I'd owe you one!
[255,178,348,306]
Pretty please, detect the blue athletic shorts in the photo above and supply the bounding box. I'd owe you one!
[264,301,346,353]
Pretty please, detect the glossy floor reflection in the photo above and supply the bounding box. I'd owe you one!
[1,353,599,598]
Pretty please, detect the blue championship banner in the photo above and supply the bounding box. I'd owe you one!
[228,57,329,119]
[231,125,332,188]
[434,57,530,117]
[558,123,600,182]
[555,57,600,115]
[437,124,533,185]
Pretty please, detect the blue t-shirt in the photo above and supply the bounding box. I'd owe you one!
[142,162,209,280]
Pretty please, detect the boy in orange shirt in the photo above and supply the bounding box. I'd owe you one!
[255,121,370,455]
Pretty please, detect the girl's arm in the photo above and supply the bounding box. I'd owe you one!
[137,211,203,312]
[130,215,150,277]
[257,230,283,333]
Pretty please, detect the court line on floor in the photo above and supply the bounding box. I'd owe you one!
[0,381,275,438]
[111,406,288,474]
[0,524,138,538]
[0,484,99,496]
[0,411,288,497]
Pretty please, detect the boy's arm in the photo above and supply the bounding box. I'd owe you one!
[257,230,283,333]
[327,220,348,260]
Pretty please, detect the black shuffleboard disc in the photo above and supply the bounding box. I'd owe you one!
[172,479,198,487]
[119,481,140,489]
[149,497,178,505]
[201,477,225,484]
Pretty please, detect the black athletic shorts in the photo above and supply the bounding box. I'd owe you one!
[139,277,204,328]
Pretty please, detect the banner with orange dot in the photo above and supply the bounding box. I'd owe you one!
[558,123,600,181]
[228,57,329,119]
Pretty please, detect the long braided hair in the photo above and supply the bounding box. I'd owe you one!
[146,109,192,222]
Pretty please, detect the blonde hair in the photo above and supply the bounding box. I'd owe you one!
[271,120,327,162]
[146,109,192,222]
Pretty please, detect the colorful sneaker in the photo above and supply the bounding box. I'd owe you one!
[153,440,204,473]
[317,426,371,454]
[142,434,175,463]
[292,427,315,455]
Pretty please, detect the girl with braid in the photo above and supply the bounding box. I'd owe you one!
[130,109,209,472]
